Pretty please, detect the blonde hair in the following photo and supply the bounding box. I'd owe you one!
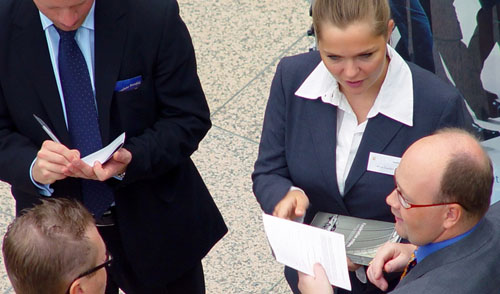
[312,0,391,39]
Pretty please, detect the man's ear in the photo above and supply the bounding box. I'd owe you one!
[442,204,462,229]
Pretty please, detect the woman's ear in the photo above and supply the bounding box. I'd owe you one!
[387,19,395,41]
[69,278,84,294]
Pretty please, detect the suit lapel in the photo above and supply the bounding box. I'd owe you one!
[11,0,71,145]
[343,114,403,195]
[94,0,127,144]
[304,100,349,213]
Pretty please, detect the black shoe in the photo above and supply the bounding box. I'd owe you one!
[473,123,500,141]
[487,91,500,118]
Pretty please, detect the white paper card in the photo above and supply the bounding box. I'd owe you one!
[366,152,401,176]
[82,133,126,166]
[262,213,351,291]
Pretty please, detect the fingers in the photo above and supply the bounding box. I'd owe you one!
[112,148,132,165]
[366,243,398,290]
[367,260,388,291]
[313,263,328,278]
[66,148,132,181]
[67,159,96,179]
[366,243,417,291]
[94,148,132,181]
[273,189,310,220]
[298,264,333,294]
[295,191,309,216]
[383,244,416,273]
[33,141,79,184]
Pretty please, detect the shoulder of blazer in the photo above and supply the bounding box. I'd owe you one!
[486,201,500,222]
[408,62,461,101]
[277,51,323,91]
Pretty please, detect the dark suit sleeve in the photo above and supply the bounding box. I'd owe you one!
[122,0,211,184]
[0,82,40,196]
[252,59,295,214]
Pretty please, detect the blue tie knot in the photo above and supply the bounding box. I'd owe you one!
[55,27,77,40]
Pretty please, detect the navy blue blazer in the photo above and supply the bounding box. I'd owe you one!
[253,51,473,224]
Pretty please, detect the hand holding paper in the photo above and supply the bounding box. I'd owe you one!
[298,263,335,294]
[33,114,127,183]
[262,213,351,291]
[81,132,126,166]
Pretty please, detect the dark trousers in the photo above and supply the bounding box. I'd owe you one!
[97,222,206,294]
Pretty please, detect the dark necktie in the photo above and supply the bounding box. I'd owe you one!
[400,251,417,280]
[56,27,114,218]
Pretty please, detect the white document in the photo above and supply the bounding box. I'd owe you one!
[262,213,351,291]
[366,152,401,176]
[82,133,126,166]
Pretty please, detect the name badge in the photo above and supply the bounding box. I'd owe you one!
[366,152,401,176]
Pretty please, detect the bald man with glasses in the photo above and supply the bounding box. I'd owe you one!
[3,198,109,294]
[298,128,500,294]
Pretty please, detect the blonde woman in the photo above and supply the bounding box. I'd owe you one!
[252,0,472,293]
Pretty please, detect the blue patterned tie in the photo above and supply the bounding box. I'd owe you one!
[57,28,114,218]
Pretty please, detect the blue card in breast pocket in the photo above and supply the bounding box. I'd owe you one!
[115,75,142,92]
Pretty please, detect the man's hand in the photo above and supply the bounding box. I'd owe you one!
[298,263,334,294]
[66,148,132,181]
[272,189,309,220]
[366,243,417,291]
[94,148,132,181]
[33,140,80,184]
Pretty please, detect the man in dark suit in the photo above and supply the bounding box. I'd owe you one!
[297,128,500,293]
[0,0,227,293]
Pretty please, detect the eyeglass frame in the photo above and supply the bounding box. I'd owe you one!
[66,251,112,294]
[393,177,461,209]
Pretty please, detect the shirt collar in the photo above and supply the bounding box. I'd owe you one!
[415,219,482,262]
[39,1,95,31]
[295,45,413,127]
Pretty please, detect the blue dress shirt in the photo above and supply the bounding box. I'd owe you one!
[415,220,481,262]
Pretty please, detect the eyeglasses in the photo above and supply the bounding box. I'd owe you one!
[394,178,460,209]
[66,251,112,293]
[396,190,460,209]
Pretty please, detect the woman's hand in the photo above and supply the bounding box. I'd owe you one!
[273,189,309,220]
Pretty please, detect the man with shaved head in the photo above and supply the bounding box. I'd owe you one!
[299,128,500,293]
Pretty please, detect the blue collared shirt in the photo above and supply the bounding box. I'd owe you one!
[39,2,96,126]
[415,220,481,262]
[31,3,96,196]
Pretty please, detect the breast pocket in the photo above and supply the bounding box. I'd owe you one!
[113,75,156,135]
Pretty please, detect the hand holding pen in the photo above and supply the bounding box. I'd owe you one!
[32,114,79,184]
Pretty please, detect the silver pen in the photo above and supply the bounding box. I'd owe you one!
[33,114,61,144]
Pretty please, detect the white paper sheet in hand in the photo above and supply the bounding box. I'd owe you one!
[262,213,351,291]
[82,133,126,166]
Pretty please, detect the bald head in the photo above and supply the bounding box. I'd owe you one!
[403,128,492,219]
[388,128,493,245]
